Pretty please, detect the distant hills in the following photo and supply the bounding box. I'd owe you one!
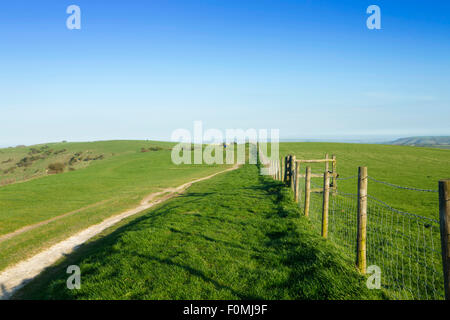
[387,136,450,148]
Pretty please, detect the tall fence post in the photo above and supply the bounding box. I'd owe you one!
[286,155,292,187]
[277,159,280,180]
[290,156,296,191]
[356,166,368,274]
[271,160,273,179]
[279,159,282,181]
[284,156,288,183]
[279,159,281,181]
[332,155,337,195]
[304,166,311,217]
[439,179,450,300]
[321,171,330,238]
[324,153,329,173]
[275,160,278,180]
[294,161,300,202]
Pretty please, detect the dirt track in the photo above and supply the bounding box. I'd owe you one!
[0,164,239,300]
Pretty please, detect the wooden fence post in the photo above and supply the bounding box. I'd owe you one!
[286,155,291,185]
[304,166,311,217]
[272,160,274,178]
[439,179,450,300]
[325,153,329,173]
[274,160,276,179]
[276,160,279,180]
[294,161,300,202]
[278,159,281,181]
[275,160,278,180]
[284,156,288,183]
[356,166,368,274]
[332,155,337,195]
[321,171,330,238]
[290,156,296,191]
[279,159,281,181]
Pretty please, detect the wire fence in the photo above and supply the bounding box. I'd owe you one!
[295,169,445,300]
[259,150,446,300]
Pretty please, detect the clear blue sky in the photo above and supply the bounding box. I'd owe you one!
[1,0,449,146]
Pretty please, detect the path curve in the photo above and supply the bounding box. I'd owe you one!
[0,164,239,300]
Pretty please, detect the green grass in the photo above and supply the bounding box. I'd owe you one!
[0,140,155,184]
[13,165,385,300]
[0,140,231,271]
[4,141,449,299]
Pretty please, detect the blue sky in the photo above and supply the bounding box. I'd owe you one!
[1,0,449,146]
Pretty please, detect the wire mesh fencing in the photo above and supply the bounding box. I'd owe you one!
[363,183,444,300]
[294,167,445,300]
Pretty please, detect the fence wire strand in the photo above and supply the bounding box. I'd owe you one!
[368,176,438,193]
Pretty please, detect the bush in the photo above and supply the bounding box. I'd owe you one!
[142,146,163,152]
[16,157,34,167]
[3,166,15,174]
[0,178,15,186]
[47,162,66,174]
[53,149,66,155]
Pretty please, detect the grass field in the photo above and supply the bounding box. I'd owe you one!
[2,140,449,300]
[13,164,385,300]
[0,140,231,271]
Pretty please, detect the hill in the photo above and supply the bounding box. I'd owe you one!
[387,136,450,148]
[0,140,231,271]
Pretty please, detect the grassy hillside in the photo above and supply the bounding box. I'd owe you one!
[387,136,450,149]
[0,140,231,271]
[0,140,156,185]
[13,165,385,300]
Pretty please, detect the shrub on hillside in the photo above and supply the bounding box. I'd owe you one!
[47,162,66,174]
[3,166,16,174]
[141,146,163,152]
[0,178,15,186]
[53,149,66,155]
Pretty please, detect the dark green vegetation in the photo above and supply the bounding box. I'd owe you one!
[387,136,450,149]
[14,165,385,300]
[0,141,230,271]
